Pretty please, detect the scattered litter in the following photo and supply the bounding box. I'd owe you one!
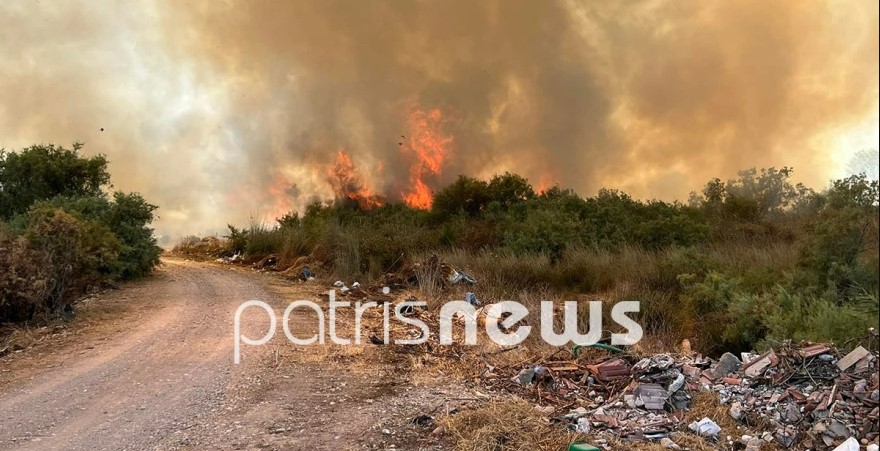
[215,251,242,264]
[573,417,591,433]
[689,417,721,436]
[412,255,476,286]
[481,339,879,449]
[832,437,860,451]
[514,365,553,386]
[252,254,278,271]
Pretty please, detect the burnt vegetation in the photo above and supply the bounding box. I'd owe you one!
[0,144,161,323]
[177,169,879,354]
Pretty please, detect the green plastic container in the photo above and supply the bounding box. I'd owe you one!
[568,443,601,451]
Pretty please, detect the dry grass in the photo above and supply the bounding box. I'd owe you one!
[443,398,585,451]
[684,391,739,431]
[255,244,803,450]
[0,324,44,356]
[170,235,229,260]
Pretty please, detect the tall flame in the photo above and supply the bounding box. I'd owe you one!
[401,107,452,209]
[328,150,383,209]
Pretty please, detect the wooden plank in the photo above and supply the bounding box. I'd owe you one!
[837,346,870,371]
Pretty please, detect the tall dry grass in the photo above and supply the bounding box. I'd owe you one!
[415,241,799,351]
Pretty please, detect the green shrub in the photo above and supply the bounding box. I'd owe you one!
[29,194,161,279]
[0,143,160,322]
[244,220,283,258]
[795,174,879,298]
[9,208,121,318]
[502,206,581,260]
[0,143,109,219]
[763,289,879,349]
[174,168,878,355]
[105,193,161,278]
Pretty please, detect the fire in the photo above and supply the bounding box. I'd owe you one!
[327,150,383,209]
[267,173,298,219]
[534,171,558,194]
[403,178,433,210]
[400,107,452,209]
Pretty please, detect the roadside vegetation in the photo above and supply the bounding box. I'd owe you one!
[0,144,162,324]
[177,167,879,355]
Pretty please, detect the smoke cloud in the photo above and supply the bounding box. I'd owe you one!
[1,0,877,244]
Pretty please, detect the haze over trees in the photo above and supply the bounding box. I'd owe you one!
[848,149,879,181]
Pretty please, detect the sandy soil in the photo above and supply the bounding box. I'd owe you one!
[0,258,456,451]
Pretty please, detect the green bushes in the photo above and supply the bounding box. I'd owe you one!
[794,174,879,298]
[32,194,161,279]
[0,144,161,322]
[187,166,877,354]
[763,289,879,345]
[0,143,110,219]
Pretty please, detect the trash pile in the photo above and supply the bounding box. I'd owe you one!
[214,251,243,264]
[489,340,879,450]
[411,255,477,286]
[326,255,476,302]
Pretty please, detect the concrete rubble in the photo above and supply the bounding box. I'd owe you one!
[490,340,879,450]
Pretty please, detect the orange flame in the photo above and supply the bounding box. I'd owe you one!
[404,178,433,210]
[534,171,558,194]
[328,150,384,209]
[266,173,298,220]
[401,107,452,209]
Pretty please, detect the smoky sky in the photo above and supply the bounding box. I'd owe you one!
[1,0,878,244]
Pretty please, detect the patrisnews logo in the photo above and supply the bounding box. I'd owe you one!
[233,290,642,364]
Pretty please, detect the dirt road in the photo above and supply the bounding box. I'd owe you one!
[0,259,450,451]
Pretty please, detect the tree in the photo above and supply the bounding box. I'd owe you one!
[487,172,535,208]
[0,143,110,219]
[797,174,880,297]
[431,176,490,218]
[692,167,805,222]
[106,192,161,279]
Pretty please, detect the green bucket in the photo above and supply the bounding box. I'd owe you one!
[568,443,601,451]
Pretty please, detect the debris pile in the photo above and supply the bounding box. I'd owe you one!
[214,251,242,264]
[252,254,279,271]
[172,235,229,259]
[489,340,879,450]
[411,255,476,287]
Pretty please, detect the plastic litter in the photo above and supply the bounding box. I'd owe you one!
[689,417,721,436]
